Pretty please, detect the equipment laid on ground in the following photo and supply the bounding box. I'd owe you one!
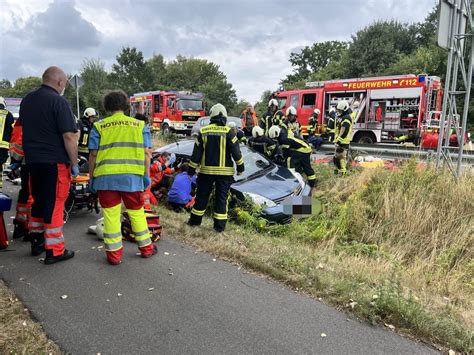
[130,90,205,134]
[64,174,99,221]
[121,210,162,243]
[0,193,12,249]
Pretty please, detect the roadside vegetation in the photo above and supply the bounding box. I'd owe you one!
[0,280,61,354]
[155,161,473,352]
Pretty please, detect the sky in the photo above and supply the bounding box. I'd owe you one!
[0,0,436,104]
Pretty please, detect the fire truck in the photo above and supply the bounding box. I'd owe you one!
[130,90,205,134]
[275,74,444,144]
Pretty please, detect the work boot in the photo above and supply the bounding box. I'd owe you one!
[106,248,123,265]
[12,219,28,240]
[44,249,75,265]
[30,233,45,256]
[140,244,158,259]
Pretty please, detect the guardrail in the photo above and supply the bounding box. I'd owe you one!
[317,143,474,163]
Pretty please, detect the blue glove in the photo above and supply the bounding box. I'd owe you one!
[71,164,80,177]
[169,153,176,165]
[143,175,151,189]
[89,177,96,194]
[9,163,20,171]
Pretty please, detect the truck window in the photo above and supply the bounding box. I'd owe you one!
[302,93,316,108]
[290,94,299,108]
[276,97,287,109]
[154,95,160,113]
[167,97,175,109]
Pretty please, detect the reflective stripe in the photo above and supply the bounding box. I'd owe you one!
[45,226,63,234]
[200,166,234,175]
[135,236,151,247]
[16,214,27,222]
[45,236,64,246]
[0,141,8,149]
[104,231,122,239]
[231,137,238,144]
[95,159,144,168]
[307,174,316,180]
[213,212,227,220]
[133,229,148,237]
[189,161,198,169]
[191,208,206,216]
[105,242,123,251]
[17,207,29,212]
[30,221,43,227]
[99,142,145,150]
[235,157,244,166]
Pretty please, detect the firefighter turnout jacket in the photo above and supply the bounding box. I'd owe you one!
[261,109,285,135]
[335,113,353,147]
[78,117,92,155]
[189,123,245,176]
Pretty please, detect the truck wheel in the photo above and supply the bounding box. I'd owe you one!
[355,132,376,144]
[161,123,170,135]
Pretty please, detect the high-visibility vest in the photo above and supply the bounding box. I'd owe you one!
[335,117,353,145]
[0,110,10,150]
[93,113,145,177]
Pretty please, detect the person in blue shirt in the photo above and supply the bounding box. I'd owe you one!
[167,163,196,211]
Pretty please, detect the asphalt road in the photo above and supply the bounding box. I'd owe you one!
[0,182,436,354]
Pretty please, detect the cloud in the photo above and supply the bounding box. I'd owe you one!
[1,0,436,103]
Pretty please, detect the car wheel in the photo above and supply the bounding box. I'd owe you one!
[355,132,376,144]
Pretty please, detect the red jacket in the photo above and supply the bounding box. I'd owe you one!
[9,120,24,162]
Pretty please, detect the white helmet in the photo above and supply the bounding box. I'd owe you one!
[268,98,278,107]
[313,108,321,115]
[227,121,236,128]
[408,114,414,118]
[336,100,350,112]
[88,217,105,240]
[329,107,336,113]
[352,101,360,109]
[209,103,228,118]
[268,126,281,139]
[0,97,6,108]
[252,126,264,138]
[285,106,297,116]
[84,107,97,118]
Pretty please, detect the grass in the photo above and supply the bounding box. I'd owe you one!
[0,279,61,354]
[154,160,473,353]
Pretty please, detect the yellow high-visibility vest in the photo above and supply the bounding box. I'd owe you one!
[0,110,10,149]
[93,112,145,177]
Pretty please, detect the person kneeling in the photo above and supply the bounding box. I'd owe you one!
[167,163,196,212]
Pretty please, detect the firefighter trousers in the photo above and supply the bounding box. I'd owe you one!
[287,152,317,187]
[98,190,154,264]
[28,163,70,256]
[334,145,349,175]
[189,174,233,232]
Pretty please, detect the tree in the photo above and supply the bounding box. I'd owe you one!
[0,76,42,97]
[147,54,168,90]
[229,99,250,117]
[0,79,12,91]
[413,4,440,47]
[283,41,348,86]
[109,47,152,95]
[254,90,273,118]
[345,21,417,77]
[80,58,110,113]
[162,56,237,110]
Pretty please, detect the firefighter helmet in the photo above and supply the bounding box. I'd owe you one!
[286,106,297,117]
[329,107,336,113]
[313,108,321,115]
[84,107,97,118]
[268,126,281,139]
[0,97,5,108]
[268,98,278,107]
[336,100,350,112]
[352,101,360,109]
[252,126,264,138]
[209,103,227,118]
[227,121,237,128]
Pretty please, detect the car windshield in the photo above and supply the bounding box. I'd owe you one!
[235,148,271,181]
[177,99,202,111]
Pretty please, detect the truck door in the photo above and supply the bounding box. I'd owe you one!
[300,92,317,132]
[167,96,176,120]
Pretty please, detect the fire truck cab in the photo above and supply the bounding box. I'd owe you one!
[130,90,205,134]
[275,74,443,144]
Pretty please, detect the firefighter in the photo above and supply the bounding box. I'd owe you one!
[20,66,78,263]
[240,104,258,137]
[334,100,353,175]
[188,103,244,233]
[277,107,317,187]
[248,126,277,159]
[88,90,157,265]
[326,107,337,142]
[260,98,284,135]
[78,107,97,160]
[9,119,33,241]
[227,121,247,144]
[351,101,360,121]
[0,97,14,189]
[307,108,326,150]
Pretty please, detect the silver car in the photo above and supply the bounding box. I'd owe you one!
[191,116,242,136]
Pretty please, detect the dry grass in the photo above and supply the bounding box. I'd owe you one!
[155,161,474,352]
[0,279,61,354]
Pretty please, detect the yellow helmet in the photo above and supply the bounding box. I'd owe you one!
[252,126,264,138]
[209,103,227,118]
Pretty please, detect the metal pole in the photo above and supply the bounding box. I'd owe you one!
[75,76,80,119]
[456,34,474,175]
[436,0,458,168]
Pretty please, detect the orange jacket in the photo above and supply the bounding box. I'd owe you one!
[149,157,173,188]
[240,109,258,129]
[9,120,24,162]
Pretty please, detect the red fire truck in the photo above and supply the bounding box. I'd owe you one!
[275,74,443,144]
[130,90,205,134]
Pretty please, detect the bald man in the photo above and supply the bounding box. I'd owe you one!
[19,66,78,264]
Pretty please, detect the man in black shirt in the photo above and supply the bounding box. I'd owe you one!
[19,66,78,264]
[0,97,15,189]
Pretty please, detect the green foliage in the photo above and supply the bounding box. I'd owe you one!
[0,76,42,98]
[79,58,111,113]
[109,47,153,95]
[229,99,250,117]
[254,90,273,118]
[147,54,168,90]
